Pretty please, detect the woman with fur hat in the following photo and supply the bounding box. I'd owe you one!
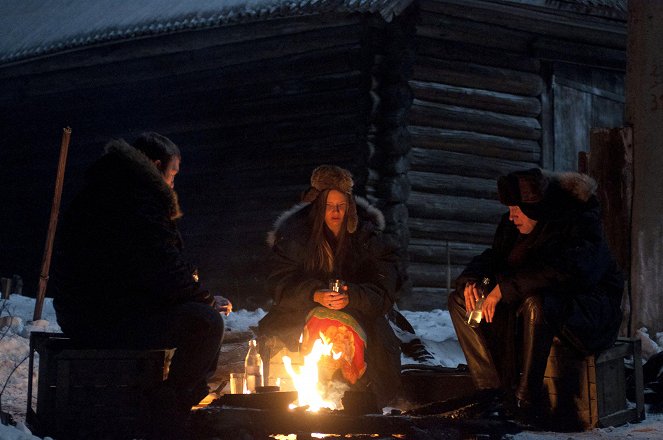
[448,168,623,426]
[258,165,404,407]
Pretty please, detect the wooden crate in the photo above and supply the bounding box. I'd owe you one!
[27,332,172,439]
[542,337,644,431]
[401,366,476,405]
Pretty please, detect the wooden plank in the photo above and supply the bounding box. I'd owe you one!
[2,25,364,98]
[416,11,531,52]
[410,80,541,117]
[408,170,497,199]
[410,99,541,140]
[409,126,541,162]
[407,191,504,224]
[414,35,540,72]
[0,15,363,78]
[419,0,626,49]
[532,37,626,71]
[408,261,465,287]
[413,56,544,96]
[408,239,488,265]
[409,147,539,180]
[408,217,496,244]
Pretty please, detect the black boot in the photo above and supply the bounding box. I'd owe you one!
[515,296,553,427]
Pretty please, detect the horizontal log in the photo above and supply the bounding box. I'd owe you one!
[416,12,531,53]
[420,0,627,50]
[408,217,496,245]
[408,238,489,264]
[410,99,541,140]
[407,191,504,224]
[175,114,363,151]
[409,147,539,180]
[1,43,365,106]
[414,35,540,73]
[408,170,497,199]
[409,262,465,287]
[532,37,626,71]
[413,56,544,97]
[410,80,541,117]
[408,126,540,162]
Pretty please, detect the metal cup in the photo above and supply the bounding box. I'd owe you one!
[329,278,345,293]
[230,372,245,394]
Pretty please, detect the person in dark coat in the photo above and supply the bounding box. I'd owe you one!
[52,132,230,439]
[448,168,623,423]
[258,165,405,407]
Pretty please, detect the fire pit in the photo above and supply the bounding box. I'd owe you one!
[190,402,523,440]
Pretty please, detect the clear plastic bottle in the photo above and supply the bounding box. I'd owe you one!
[466,277,490,328]
[244,339,263,393]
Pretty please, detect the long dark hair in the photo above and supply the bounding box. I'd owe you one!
[306,189,349,274]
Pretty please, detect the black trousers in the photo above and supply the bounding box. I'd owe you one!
[66,301,225,410]
[448,289,553,403]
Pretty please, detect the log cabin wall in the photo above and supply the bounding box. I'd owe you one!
[0,13,401,310]
[400,0,626,310]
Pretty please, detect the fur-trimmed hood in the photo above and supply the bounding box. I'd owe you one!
[266,196,385,248]
[547,170,597,203]
[97,139,182,220]
[498,168,597,221]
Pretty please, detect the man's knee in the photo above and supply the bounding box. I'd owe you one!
[177,302,224,341]
[520,296,544,324]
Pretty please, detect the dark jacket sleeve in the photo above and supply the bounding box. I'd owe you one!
[345,232,402,318]
[266,235,326,310]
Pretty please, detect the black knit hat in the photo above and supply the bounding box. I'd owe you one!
[497,168,550,220]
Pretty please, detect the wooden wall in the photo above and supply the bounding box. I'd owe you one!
[401,0,544,310]
[400,0,626,311]
[0,14,387,310]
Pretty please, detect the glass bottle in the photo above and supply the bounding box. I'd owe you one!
[466,277,490,328]
[244,339,264,393]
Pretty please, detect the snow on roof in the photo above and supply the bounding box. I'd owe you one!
[0,0,413,65]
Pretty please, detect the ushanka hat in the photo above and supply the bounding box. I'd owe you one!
[302,165,359,233]
[497,168,551,220]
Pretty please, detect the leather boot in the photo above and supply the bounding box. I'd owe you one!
[515,296,554,406]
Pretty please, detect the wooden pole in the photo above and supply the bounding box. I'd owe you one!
[33,127,71,321]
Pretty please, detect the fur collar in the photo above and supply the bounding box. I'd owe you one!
[266,196,385,247]
[543,170,597,203]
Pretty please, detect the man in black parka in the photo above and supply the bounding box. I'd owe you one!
[53,133,227,439]
[448,168,623,423]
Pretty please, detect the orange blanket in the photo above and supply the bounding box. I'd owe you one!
[301,307,367,384]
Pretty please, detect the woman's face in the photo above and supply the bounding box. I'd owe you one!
[508,205,538,234]
[324,189,348,237]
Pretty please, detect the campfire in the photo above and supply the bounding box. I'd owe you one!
[282,332,345,411]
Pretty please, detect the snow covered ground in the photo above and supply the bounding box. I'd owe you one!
[2,294,663,439]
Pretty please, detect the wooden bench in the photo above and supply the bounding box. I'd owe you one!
[27,331,173,439]
[541,337,645,430]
